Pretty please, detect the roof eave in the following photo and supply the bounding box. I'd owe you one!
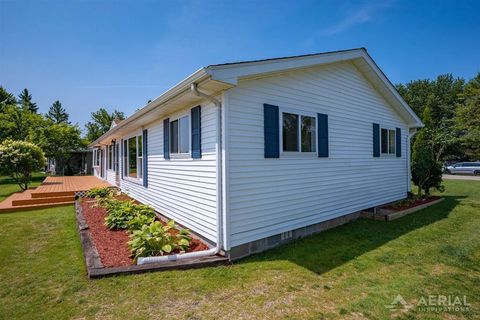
[88,68,210,148]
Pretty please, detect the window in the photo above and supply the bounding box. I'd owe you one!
[128,137,137,178]
[282,112,316,153]
[301,115,316,152]
[93,149,101,166]
[126,135,143,179]
[381,128,396,155]
[138,136,143,179]
[170,115,190,154]
[108,144,113,170]
[123,140,127,175]
[283,113,298,151]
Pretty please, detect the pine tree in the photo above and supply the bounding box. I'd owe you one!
[0,86,17,112]
[47,100,69,124]
[18,88,38,113]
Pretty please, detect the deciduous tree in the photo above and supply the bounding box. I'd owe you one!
[455,73,480,159]
[85,108,125,142]
[0,140,45,190]
[411,107,445,196]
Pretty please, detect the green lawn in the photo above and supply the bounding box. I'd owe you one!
[0,180,479,319]
[0,173,46,202]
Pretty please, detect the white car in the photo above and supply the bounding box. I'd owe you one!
[446,162,480,175]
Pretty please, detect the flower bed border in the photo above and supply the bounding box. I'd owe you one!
[75,200,228,279]
[365,197,445,221]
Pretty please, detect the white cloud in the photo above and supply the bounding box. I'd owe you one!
[320,1,395,36]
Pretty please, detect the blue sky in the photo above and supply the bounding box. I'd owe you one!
[1,0,479,131]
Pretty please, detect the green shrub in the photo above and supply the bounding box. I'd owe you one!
[128,220,191,260]
[86,187,112,198]
[102,198,156,230]
[0,139,45,190]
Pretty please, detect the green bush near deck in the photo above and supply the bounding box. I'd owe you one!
[85,187,113,198]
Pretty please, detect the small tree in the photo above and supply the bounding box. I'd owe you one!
[0,140,45,190]
[411,107,445,196]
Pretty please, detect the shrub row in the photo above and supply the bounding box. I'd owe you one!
[92,192,192,261]
[85,187,113,198]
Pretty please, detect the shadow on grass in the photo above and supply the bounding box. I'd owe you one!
[239,195,462,275]
[0,175,46,185]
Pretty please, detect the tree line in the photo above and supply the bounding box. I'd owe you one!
[396,73,480,196]
[1,72,478,192]
[0,86,125,176]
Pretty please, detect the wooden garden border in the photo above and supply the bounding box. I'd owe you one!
[75,201,228,279]
[374,198,445,221]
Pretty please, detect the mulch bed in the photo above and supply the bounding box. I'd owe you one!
[382,196,442,211]
[80,197,209,268]
[81,199,132,267]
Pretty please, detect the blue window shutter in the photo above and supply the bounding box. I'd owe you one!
[163,118,170,159]
[120,140,124,178]
[396,127,401,157]
[191,106,202,159]
[373,123,380,157]
[143,129,148,187]
[317,113,329,157]
[264,104,279,158]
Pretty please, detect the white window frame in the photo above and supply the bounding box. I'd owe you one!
[169,112,191,159]
[93,148,101,167]
[280,108,317,157]
[380,126,396,156]
[123,131,143,182]
[108,144,114,171]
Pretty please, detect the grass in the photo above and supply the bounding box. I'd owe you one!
[0,180,479,319]
[0,172,46,202]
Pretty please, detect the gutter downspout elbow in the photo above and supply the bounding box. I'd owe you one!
[137,83,224,265]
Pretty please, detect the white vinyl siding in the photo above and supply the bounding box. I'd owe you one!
[225,61,409,248]
[118,101,219,242]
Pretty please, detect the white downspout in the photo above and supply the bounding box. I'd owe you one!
[137,83,223,264]
[407,128,418,193]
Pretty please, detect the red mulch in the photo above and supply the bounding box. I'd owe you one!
[80,197,210,267]
[383,196,442,211]
[81,199,132,267]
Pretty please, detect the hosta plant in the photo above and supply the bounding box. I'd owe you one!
[127,213,155,231]
[86,187,114,198]
[102,199,156,230]
[128,220,191,260]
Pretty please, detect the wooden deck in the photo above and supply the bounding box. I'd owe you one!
[0,176,112,213]
[31,176,112,198]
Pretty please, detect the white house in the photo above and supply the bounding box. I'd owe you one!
[89,48,423,260]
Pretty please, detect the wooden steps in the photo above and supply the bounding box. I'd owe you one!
[12,195,75,206]
[0,176,112,213]
[0,201,74,213]
[0,188,74,213]
[31,191,75,198]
